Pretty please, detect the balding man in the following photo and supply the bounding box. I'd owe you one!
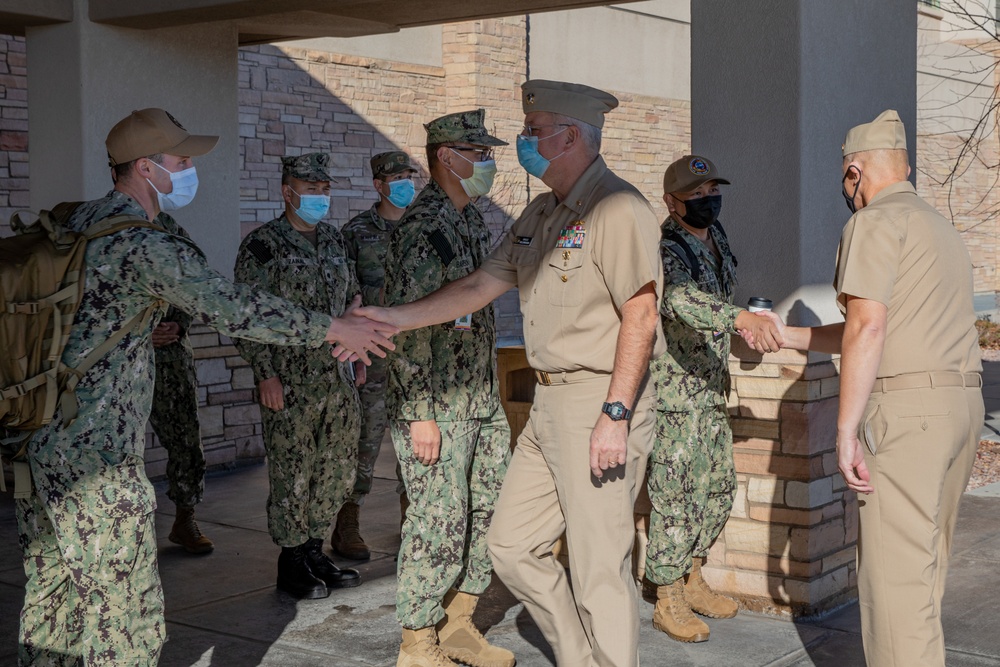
[756,110,984,667]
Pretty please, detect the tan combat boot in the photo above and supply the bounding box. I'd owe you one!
[397,627,459,667]
[331,501,371,560]
[436,590,516,667]
[653,579,710,643]
[684,557,739,619]
[169,505,214,555]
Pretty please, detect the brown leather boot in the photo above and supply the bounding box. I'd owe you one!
[397,626,459,667]
[436,590,515,667]
[169,505,214,555]
[653,579,710,643]
[685,557,739,619]
[331,502,371,560]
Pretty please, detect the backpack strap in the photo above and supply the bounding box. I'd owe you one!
[663,228,701,282]
[58,302,161,428]
[57,214,167,427]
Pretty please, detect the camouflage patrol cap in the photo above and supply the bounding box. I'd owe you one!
[424,109,508,147]
[663,155,730,194]
[842,109,907,156]
[371,151,417,179]
[106,108,218,166]
[521,79,619,129]
[281,152,333,182]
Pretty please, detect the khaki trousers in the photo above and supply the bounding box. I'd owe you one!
[488,375,654,667]
[858,385,983,667]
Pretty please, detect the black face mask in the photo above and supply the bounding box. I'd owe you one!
[842,166,862,214]
[680,194,722,229]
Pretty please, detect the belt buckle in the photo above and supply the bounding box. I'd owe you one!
[536,371,552,386]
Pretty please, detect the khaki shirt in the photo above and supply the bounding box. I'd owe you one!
[835,180,981,377]
[482,156,665,373]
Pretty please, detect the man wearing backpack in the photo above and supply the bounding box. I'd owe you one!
[639,155,779,643]
[13,108,396,667]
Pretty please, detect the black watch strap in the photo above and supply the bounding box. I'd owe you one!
[601,401,633,421]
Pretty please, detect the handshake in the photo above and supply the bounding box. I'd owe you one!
[321,295,402,365]
[733,304,786,354]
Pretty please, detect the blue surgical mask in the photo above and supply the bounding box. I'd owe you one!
[292,191,331,226]
[386,179,415,209]
[515,127,568,179]
[449,149,497,198]
[147,160,199,211]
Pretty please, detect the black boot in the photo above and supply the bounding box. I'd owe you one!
[305,538,362,589]
[277,545,329,599]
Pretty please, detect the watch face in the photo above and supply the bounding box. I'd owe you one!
[604,402,626,420]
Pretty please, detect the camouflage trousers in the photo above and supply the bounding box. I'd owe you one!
[350,357,387,504]
[261,378,360,546]
[16,449,164,666]
[150,352,204,508]
[392,404,511,629]
[645,405,736,585]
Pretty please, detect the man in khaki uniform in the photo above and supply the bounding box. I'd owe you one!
[756,110,984,667]
[357,80,782,667]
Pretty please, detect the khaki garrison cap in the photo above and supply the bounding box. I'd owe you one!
[106,108,218,167]
[281,152,334,182]
[663,155,730,194]
[424,109,508,147]
[371,151,417,179]
[521,79,619,129]
[842,109,907,156]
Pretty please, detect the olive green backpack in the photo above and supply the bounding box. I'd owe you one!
[0,203,163,496]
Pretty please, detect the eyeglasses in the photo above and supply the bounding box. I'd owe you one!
[521,123,572,137]
[449,146,494,162]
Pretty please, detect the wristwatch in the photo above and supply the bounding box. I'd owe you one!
[601,401,633,421]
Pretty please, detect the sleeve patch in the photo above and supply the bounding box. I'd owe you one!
[247,238,273,265]
[427,230,456,266]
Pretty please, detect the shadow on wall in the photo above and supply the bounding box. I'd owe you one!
[236,44,521,249]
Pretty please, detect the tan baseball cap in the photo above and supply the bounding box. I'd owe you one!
[663,155,730,194]
[521,79,619,129]
[842,109,906,156]
[106,108,219,166]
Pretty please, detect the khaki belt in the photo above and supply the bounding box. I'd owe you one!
[872,371,982,393]
[534,369,608,386]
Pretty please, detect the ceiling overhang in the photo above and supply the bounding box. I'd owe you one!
[85,0,635,44]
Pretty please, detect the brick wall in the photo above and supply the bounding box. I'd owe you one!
[0,35,27,238]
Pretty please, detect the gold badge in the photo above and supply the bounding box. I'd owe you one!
[526,93,535,105]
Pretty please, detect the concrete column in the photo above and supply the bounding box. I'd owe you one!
[25,0,240,274]
[690,2,916,616]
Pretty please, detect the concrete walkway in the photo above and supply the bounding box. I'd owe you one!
[2,361,1000,665]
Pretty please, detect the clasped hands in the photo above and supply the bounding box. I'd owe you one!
[735,309,786,353]
[327,295,399,364]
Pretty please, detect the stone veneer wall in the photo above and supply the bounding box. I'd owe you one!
[0,35,27,238]
[714,339,858,616]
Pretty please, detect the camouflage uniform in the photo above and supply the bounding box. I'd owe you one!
[147,216,204,508]
[645,217,741,586]
[341,204,394,503]
[233,210,362,547]
[16,190,335,666]
[385,175,510,630]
